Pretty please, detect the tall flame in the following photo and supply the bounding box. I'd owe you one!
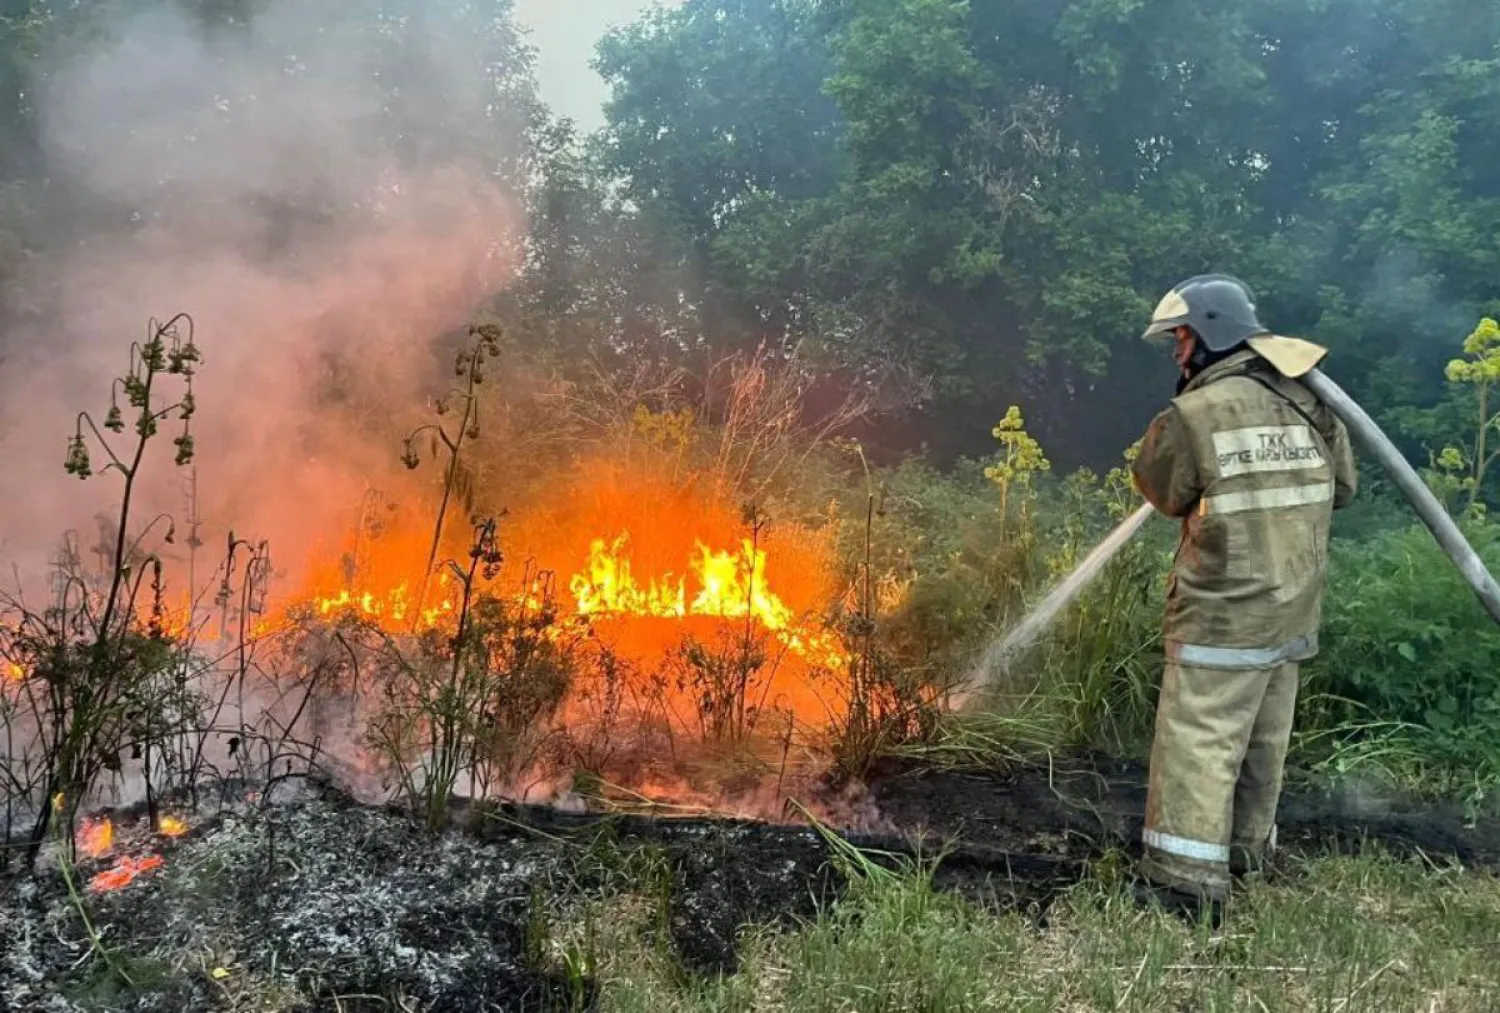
[690,541,793,629]
[566,533,842,668]
[569,534,794,628]
[570,535,687,618]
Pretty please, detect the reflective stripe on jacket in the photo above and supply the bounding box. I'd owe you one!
[1131,349,1357,665]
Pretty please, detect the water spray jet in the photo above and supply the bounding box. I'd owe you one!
[951,501,1155,708]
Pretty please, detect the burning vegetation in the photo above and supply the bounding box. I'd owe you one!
[292,489,846,671]
[10,286,1492,1013]
[0,306,937,1009]
[0,315,898,876]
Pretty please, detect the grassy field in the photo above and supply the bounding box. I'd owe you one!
[586,848,1500,1013]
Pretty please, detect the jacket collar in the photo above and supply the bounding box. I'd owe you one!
[1179,348,1261,395]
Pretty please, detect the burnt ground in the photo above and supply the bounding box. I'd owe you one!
[3,757,1499,1012]
[868,754,1500,870]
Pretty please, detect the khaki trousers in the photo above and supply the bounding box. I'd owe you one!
[1137,659,1300,900]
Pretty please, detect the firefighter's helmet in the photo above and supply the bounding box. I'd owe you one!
[1141,274,1269,352]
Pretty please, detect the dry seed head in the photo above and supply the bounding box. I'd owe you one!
[141,337,167,373]
[124,374,149,409]
[65,434,92,479]
[470,322,503,354]
[170,331,201,376]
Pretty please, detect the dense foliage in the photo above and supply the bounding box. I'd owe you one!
[519,0,1500,480]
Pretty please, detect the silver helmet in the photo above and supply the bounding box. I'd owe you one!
[1141,274,1269,352]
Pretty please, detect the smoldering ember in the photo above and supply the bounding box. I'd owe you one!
[4,1,1500,1011]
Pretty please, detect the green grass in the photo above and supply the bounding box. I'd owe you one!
[582,848,1500,1012]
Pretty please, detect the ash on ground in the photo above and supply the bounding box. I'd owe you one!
[0,779,846,1013]
[4,788,566,1011]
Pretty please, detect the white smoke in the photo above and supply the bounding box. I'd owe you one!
[0,0,540,591]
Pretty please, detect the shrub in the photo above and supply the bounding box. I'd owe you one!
[1303,520,1500,784]
[363,518,575,827]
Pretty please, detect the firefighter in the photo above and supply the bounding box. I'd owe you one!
[1129,274,1358,923]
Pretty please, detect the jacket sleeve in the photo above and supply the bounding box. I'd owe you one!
[1131,404,1203,518]
[1322,409,1358,509]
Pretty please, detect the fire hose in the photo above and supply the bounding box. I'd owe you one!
[1303,367,1500,626]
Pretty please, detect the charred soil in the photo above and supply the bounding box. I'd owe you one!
[868,755,1500,870]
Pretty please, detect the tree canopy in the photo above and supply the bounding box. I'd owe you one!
[538,0,1500,476]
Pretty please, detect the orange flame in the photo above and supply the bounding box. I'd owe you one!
[89,854,164,892]
[303,572,458,632]
[262,466,852,732]
[4,662,22,682]
[151,598,197,640]
[284,531,836,661]
[691,540,795,629]
[570,534,687,619]
[567,533,843,668]
[78,817,114,858]
[570,535,792,626]
[158,815,189,838]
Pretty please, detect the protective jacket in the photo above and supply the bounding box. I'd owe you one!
[1132,349,1358,667]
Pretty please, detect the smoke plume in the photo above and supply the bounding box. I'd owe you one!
[0,0,537,592]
